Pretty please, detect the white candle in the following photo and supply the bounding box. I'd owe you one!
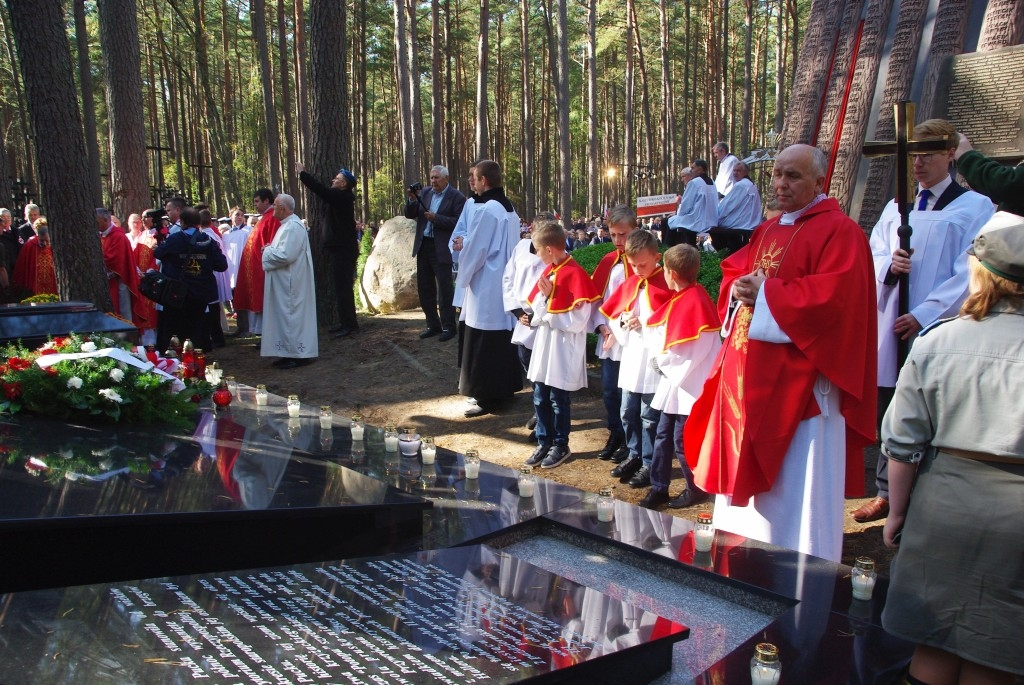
[255,386,268,406]
[384,436,399,452]
[597,500,615,522]
[852,574,875,600]
[750,665,782,685]
[421,447,436,464]
[519,479,535,497]
[287,404,300,418]
[694,529,715,553]
[320,415,332,429]
[350,424,365,440]
[464,461,480,479]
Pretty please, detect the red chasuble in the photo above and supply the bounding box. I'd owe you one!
[232,208,281,312]
[132,239,158,329]
[100,229,146,327]
[599,266,672,320]
[590,248,634,295]
[12,236,57,295]
[527,256,601,312]
[684,198,876,506]
[647,283,721,352]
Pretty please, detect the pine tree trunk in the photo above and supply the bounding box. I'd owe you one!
[7,0,111,307]
[475,0,490,161]
[73,0,103,207]
[98,0,150,218]
[555,0,571,228]
[520,0,535,217]
[252,0,282,192]
[277,0,297,196]
[431,0,444,166]
[587,0,599,215]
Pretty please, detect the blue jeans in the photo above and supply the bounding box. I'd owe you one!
[650,412,697,493]
[621,390,659,466]
[601,358,624,437]
[534,383,571,447]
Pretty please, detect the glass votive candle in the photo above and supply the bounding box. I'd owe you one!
[464,449,480,479]
[224,376,237,398]
[398,427,421,456]
[694,511,715,552]
[255,384,268,406]
[350,414,365,441]
[851,556,877,600]
[750,642,782,684]
[384,425,399,452]
[287,395,301,418]
[287,417,301,438]
[597,486,615,522]
[421,437,436,465]
[518,466,535,497]
[319,406,333,429]
[204,361,223,384]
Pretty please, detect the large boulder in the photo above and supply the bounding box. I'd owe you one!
[360,216,419,314]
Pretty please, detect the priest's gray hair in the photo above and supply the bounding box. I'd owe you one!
[809,147,828,177]
[431,165,449,178]
[276,194,295,212]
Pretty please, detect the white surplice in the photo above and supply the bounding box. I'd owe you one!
[222,225,251,289]
[667,179,718,234]
[589,257,627,363]
[871,189,994,385]
[449,197,477,310]
[526,286,593,392]
[455,199,519,331]
[717,177,763,230]
[503,238,545,349]
[260,214,318,359]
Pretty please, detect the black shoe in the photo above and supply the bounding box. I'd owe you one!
[598,433,625,461]
[525,415,537,430]
[276,358,314,370]
[541,445,572,469]
[419,327,441,339]
[667,489,709,509]
[438,328,456,342]
[609,446,630,463]
[638,489,670,509]
[611,456,642,481]
[527,429,536,442]
[628,466,651,489]
[525,443,551,467]
[333,327,357,338]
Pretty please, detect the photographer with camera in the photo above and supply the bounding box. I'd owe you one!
[404,165,466,341]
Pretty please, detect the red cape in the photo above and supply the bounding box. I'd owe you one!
[647,284,721,352]
[12,236,57,295]
[599,267,672,319]
[527,256,601,312]
[101,229,146,328]
[132,238,158,329]
[232,209,280,312]
[590,248,634,295]
[684,198,876,505]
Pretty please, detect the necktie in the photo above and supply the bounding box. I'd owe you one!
[916,188,932,211]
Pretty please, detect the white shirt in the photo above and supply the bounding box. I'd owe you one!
[715,154,738,195]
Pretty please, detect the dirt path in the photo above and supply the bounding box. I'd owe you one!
[213,310,894,573]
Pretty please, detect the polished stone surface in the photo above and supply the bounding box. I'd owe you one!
[0,545,688,684]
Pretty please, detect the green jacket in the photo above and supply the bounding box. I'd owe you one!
[957,150,1024,217]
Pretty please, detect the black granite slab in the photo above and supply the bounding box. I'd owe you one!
[0,409,430,593]
[0,545,688,685]
[0,301,138,345]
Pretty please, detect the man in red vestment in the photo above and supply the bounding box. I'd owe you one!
[683,144,877,562]
[12,221,57,295]
[128,213,159,344]
[231,188,280,336]
[96,208,146,328]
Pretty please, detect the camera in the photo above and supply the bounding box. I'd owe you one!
[407,182,423,195]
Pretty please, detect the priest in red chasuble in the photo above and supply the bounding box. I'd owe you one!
[232,189,281,336]
[684,144,877,562]
[12,221,57,295]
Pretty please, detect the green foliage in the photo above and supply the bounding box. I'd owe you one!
[571,243,617,275]
[571,241,725,302]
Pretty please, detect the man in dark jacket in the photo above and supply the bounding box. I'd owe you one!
[955,132,1024,217]
[404,165,466,341]
[295,162,361,338]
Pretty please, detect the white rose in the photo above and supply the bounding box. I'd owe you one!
[109,368,125,383]
[67,376,83,389]
[98,388,123,404]
[81,341,97,352]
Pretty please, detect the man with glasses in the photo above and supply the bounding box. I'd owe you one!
[853,119,995,524]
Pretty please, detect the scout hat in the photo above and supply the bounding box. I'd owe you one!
[968,211,1024,284]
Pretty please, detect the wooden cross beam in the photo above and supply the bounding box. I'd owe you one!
[861,100,953,368]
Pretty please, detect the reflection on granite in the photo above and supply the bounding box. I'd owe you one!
[0,545,687,685]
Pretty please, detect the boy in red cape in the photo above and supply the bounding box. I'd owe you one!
[522,220,601,469]
[683,144,876,562]
[600,230,674,488]
[638,245,721,509]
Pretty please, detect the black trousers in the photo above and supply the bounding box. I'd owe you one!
[330,249,359,330]
[416,238,456,331]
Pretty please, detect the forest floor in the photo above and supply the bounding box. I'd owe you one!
[212,309,895,575]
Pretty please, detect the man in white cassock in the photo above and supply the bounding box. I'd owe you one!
[712,161,763,252]
[260,194,319,370]
[852,119,995,524]
[455,160,523,417]
[712,142,739,196]
[666,161,718,247]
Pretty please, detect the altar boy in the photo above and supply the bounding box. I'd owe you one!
[600,230,673,488]
[523,221,601,469]
[639,245,721,509]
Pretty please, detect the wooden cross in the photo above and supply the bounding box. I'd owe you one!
[862,100,951,367]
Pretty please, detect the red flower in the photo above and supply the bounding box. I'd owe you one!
[52,336,68,348]
[2,382,22,400]
[40,348,57,356]
[44,366,58,376]
[7,358,31,371]
[0,364,7,375]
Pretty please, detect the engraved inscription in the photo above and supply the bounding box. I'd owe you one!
[942,46,1024,158]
